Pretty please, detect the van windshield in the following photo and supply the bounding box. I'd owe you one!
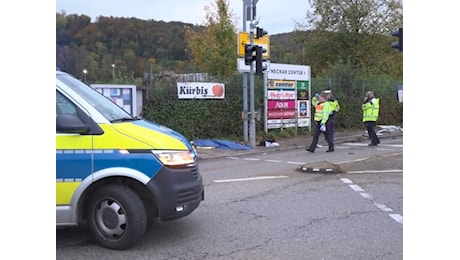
[57,73,134,122]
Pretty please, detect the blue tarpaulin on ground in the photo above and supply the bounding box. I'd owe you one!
[193,139,252,150]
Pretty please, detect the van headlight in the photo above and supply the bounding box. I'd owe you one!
[151,150,195,166]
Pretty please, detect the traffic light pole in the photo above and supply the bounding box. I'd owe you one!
[242,0,259,148]
[249,0,259,147]
[249,19,256,148]
[391,28,403,52]
[242,0,249,144]
[263,64,268,133]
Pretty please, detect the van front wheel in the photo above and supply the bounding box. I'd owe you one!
[86,184,147,250]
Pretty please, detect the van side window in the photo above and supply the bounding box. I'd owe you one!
[56,91,77,116]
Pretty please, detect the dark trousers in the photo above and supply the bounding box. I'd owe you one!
[308,121,322,152]
[325,117,335,150]
[310,119,335,151]
[365,121,380,144]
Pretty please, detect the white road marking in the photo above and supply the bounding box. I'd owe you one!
[349,184,365,192]
[343,143,369,146]
[374,203,394,212]
[360,193,373,199]
[340,177,403,225]
[342,143,403,148]
[347,170,403,174]
[389,214,403,224]
[213,176,289,183]
[380,152,403,157]
[287,161,305,165]
[383,144,403,148]
[264,159,282,163]
[244,158,260,161]
[337,157,370,164]
[340,178,353,184]
[338,152,403,165]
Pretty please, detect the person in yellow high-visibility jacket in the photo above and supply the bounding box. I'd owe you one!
[323,90,340,152]
[362,91,380,146]
[306,93,332,153]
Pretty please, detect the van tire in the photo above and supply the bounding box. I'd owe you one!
[86,184,147,250]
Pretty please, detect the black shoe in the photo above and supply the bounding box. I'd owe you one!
[306,148,314,153]
[368,143,378,146]
[326,149,334,152]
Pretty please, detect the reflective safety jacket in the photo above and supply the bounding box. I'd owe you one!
[362,98,380,122]
[312,96,319,107]
[314,101,332,124]
[329,98,340,115]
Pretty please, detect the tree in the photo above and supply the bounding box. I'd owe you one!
[294,0,403,76]
[184,0,238,78]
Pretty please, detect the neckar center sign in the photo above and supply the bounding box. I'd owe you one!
[267,63,310,81]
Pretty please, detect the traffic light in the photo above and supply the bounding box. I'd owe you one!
[391,28,403,52]
[255,46,267,76]
[255,27,267,39]
[244,44,257,65]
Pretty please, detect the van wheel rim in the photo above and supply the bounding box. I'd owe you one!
[95,199,127,238]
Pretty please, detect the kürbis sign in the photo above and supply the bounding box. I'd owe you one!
[177,82,225,99]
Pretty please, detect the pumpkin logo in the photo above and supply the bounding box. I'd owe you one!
[212,84,224,97]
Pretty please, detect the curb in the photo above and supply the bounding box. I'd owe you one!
[296,166,337,174]
[196,131,403,161]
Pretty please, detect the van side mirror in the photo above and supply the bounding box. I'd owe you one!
[56,114,90,134]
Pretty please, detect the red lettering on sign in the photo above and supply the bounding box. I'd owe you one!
[267,109,296,119]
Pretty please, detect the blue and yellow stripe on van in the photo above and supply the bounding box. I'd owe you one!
[56,119,194,206]
[56,148,162,205]
[56,179,81,205]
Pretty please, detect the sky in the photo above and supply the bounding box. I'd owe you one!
[55,0,310,35]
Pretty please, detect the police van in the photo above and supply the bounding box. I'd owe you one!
[56,70,204,250]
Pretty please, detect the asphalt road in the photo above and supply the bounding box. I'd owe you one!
[57,135,403,259]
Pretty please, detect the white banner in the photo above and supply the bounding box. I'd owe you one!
[267,63,310,81]
[267,90,296,100]
[177,82,225,99]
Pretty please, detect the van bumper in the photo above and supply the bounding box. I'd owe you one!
[147,164,204,221]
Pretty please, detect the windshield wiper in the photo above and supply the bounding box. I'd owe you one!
[110,117,138,123]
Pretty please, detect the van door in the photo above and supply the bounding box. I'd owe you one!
[56,90,94,207]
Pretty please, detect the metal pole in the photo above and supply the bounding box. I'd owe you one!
[112,64,115,83]
[249,1,256,148]
[83,69,87,82]
[308,68,312,133]
[263,67,268,133]
[242,0,249,144]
